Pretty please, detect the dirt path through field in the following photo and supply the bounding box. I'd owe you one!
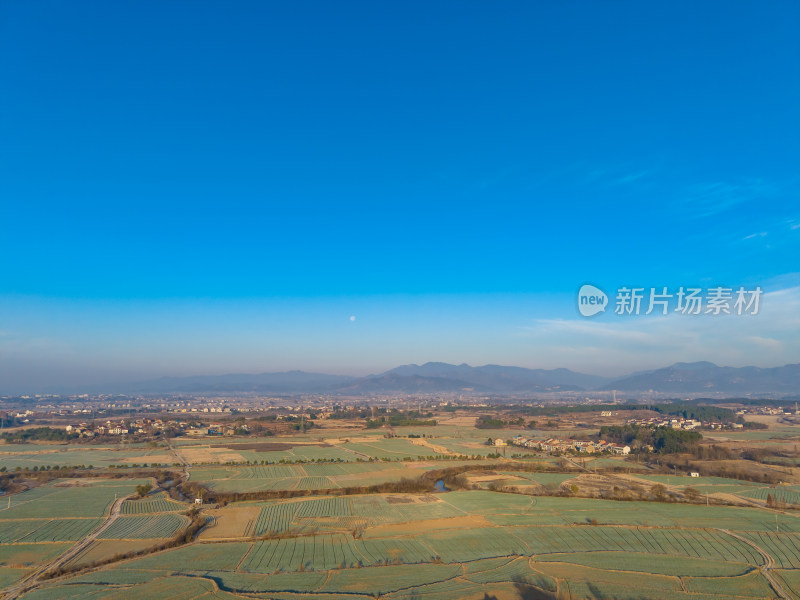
[719,528,792,600]
[409,438,456,456]
[1,493,134,599]
[165,436,190,480]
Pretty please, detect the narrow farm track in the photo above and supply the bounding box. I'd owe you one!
[719,529,792,600]
[409,438,458,456]
[1,494,134,600]
[165,436,190,481]
[333,444,372,461]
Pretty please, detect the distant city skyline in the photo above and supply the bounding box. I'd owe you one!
[1,2,798,392]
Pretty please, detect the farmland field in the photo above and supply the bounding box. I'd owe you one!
[6,419,800,599]
[17,486,800,599]
[741,486,800,505]
[0,543,72,568]
[98,514,189,539]
[0,479,152,519]
[188,460,440,492]
[64,539,162,568]
[4,518,102,543]
[120,492,188,514]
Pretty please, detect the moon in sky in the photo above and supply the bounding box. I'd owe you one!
[349,315,356,322]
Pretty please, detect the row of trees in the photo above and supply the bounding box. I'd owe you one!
[1,427,78,443]
[476,415,526,429]
[599,424,702,453]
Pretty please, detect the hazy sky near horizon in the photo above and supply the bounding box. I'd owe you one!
[1,1,799,392]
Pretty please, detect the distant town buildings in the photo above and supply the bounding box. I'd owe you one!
[511,436,630,455]
[624,416,746,430]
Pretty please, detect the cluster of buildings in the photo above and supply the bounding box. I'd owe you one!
[186,422,249,436]
[508,436,631,455]
[171,406,232,414]
[626,416,702,430]
[1,409,35,424]
[625,416,743,430]
[65,418,190,437]
[738,405,800,416]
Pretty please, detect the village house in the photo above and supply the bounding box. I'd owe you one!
[609,443,631,455]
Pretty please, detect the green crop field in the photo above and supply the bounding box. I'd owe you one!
[188,459,453,492]
[252,501,299,535]
[120,492,187,514]
[1,520,52,543]
[233,445,358,464]
[12,518,101,543]
[738,531,800,568]
[296,475,338,489]
[65,539,163,569]
[341,439,433,459]
[0,542,72,568]
[98,514,189,539]
[21,574,247,600]
[0,480,151,519]
[740,486,800,505]
[296,497,353,517]
[0,567,30,589]
[682,571,776,598]
[501,471,577,486]
[239,533,364,572]
[632,474,765,488]
[0,447,166,470]
[117,542,253,572]
[322,563,463,595]
[7,437,800,600]
[466,555,556,589]
[5,482,788,600]
[534,550,751,576]
[0,542,75,589]
[542,562,703,600]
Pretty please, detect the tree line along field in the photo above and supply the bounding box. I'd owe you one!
[16,489,800,599]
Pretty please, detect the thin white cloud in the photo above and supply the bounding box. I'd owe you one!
[681,179,778,219]
[616,170,653,185]
[746,336,783,351]
[516,285,800,374]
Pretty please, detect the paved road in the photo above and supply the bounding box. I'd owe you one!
[720,529,793,600]
[1,493,133,600]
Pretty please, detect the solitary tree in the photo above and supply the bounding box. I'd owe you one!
[651,484,666,501]
[135,483,153,498]
[683,486,701,502]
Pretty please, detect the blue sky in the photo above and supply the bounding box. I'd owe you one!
[1,1,798,391]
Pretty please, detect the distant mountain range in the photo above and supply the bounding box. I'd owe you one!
[115,361,800,396]
[599,362,800,395]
